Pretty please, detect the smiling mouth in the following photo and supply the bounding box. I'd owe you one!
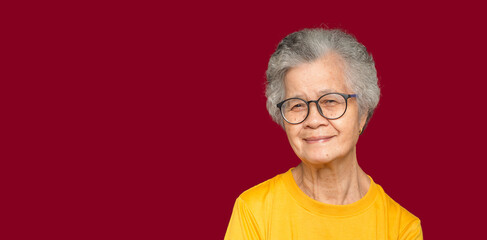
[303,136,334,143]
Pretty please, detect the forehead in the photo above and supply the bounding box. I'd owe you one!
[284,53,349,99]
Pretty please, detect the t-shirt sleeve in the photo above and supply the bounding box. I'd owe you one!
[224,197,262,240]
[399,219,423,240]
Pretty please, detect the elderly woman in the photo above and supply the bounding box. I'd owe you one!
[225,29,422,239]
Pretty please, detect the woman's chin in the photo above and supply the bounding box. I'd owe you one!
[300,154,336,166]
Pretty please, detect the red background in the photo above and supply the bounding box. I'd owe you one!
[3,0,486,239]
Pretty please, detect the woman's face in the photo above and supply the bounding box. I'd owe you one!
[283,54,367,166]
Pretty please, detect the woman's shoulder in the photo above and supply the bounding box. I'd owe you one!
[376,184,419,218]
[374,182,422,235]
[237,170,290,208]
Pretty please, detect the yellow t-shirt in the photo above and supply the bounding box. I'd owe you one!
[225,169,422,239]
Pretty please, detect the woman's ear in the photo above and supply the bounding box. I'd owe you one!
[359,112,368,135]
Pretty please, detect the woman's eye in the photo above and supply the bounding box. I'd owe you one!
[322,100,338,105]
[291,104,305,110]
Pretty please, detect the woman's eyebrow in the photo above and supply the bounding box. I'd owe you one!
[287,89,337,99]
[288,93,306,99]
[317,89,336,95]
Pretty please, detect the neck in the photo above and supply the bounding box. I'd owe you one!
[292,154,370,205]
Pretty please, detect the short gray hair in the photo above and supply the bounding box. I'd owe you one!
[265,28,380,131]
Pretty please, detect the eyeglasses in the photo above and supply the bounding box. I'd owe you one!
[277,93,357,124]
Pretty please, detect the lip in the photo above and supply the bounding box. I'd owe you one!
[303,136,334,144]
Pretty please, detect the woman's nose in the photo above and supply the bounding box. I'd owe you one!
[304,102,329,128]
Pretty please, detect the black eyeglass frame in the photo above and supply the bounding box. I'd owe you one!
[276,93,357,125]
